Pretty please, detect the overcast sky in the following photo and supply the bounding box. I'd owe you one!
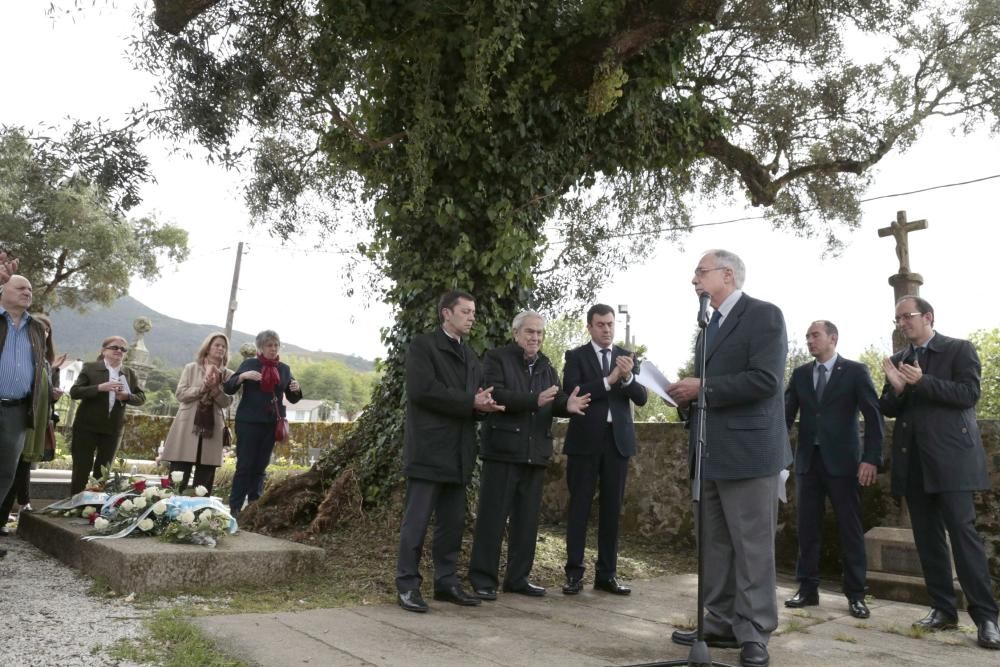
[2,2,998,376]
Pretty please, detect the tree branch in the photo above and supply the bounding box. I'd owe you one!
[152,0,224,35]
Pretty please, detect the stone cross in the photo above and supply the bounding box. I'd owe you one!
[878,210,927,275]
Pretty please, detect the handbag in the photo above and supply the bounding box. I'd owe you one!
[272,395,289,442]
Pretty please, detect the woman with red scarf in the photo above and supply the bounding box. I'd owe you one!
[223,329,302,516]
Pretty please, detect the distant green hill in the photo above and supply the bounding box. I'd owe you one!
[46,295,376,371]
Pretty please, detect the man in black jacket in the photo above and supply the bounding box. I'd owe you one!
[784,320,882,619]
[562,304,647,596]
[880,296,1000,649]
[468,311,590,600]
[395,290,504,613]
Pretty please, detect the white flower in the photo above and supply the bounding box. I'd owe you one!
[94,517,110,530]
[120,499,134,511]
[143,487,158,499]
[152,501,168,516]
[81,506,96,518]
[132,496,147,509]
[199,510,213,523]
[194,485,208,497]
[170,471,185,483]
[178,510,196,525]
[137,518,155,532]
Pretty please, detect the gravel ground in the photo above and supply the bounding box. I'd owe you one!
[0,531,150,667]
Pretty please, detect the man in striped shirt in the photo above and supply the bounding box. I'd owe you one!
[0,269,47,558]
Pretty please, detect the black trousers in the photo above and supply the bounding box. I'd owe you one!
[468,460,545,590]
[906,439,999,624]
[169,435,217,495]
[395,478,467,593]
[564,424,629,581]
[794,450,866,600]
[0,459,32,521]
[70,427,120,495]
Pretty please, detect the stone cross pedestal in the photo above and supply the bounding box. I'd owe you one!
[125,317,154,387]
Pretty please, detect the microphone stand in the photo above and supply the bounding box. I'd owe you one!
[621,294,734,667]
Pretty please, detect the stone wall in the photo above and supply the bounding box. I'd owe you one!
[540,420,1000,578]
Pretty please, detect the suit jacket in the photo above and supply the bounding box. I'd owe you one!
[223,357,302,423]
[403,328,484,484]
[562,342,648,458]
[879,332,988,496]
[69,362,146,436]
[785,356,883,477]
[691,293,793,480]
[480,344,570,467]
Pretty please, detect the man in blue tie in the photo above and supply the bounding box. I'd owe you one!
[880,296,1000,650]
[784,320,883,619]
[561,304,647,596]
[667,249,792,667]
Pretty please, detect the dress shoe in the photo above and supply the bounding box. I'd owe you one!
[848,599,870,619]
[594,576,631,595]
[433,585,482,606]
[740,641,769,667]
[397,590,428,613]
[670,629,739,649]
[912,608,958,631]
[503,582,546,597]
[784,589,819,608]
[473,587,497,601]
[977,619,1000,649]
[562,576,584,595]
[0,526,9,537]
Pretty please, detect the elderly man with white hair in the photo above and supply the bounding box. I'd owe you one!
[467,310,590,600]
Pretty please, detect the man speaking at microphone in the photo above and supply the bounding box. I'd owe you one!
[667,249,792,667]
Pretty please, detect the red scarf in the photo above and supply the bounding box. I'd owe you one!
[258,354,280,393]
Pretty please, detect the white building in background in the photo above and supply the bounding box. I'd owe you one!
[283,398,347,423]
[58,360,83,392]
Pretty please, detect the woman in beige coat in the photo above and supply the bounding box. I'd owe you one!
[161,333,234,494]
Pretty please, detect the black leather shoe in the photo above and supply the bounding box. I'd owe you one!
[912,608,958,631]
[562,576,584,595]
[594,576,631,595]
[740,642,769,667]
[848,599,870,619]
[503,582,546,597]
[473,586,497,601]
[977,619,1000,649]
[670,629,739,649]
[397,590,428,613]
[433,585,482,606]
[784,589,819,608]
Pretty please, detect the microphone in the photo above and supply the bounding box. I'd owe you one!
[697,291,711,327]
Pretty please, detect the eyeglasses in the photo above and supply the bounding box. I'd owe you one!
[694,267,726,277]
[893,312,924,325]
[104,345,128,352]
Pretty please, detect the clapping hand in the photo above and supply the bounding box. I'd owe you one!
[474,386,505,413]
[0,251,18,284]
[537,385,559,407]
[882,357,908,395]
[566,386,591,415]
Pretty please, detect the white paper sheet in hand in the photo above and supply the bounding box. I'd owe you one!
[634,361,677,406]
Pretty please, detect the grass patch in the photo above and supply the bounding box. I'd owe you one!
[786,609,813,619]
[833,633,858,643]
[669,614,697,631]
[108,608,245,667]
[777,619,809,635]
[883,623,929,639]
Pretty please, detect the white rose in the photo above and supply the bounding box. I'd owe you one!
[199,510,213,522]
[132,496,147,509]
[81,506,96,518]
[178,510,196,525]
[152,501,168,516]
[94,517,110,530]
[143,487,158,499]
[120,499,134,511]
[170,471,185,483]
[137,518,155,532]
[194,485,208,497]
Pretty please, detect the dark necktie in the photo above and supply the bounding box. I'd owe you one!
[601,348,611,377]
[915,346,927,372]
[815,364,827,401]
[705,310,722,349]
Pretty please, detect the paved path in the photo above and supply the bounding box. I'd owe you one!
[198,575,1000,666]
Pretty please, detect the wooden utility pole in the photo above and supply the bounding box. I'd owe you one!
[224,242,244,341]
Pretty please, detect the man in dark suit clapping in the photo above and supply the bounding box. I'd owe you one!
[395,290,505,613]
[784,320,883,619]
[561,304,647,596]
[668,249,792,667]
[880,296,1000,650]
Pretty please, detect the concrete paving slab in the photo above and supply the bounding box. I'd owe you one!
[197,574,1000,666]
